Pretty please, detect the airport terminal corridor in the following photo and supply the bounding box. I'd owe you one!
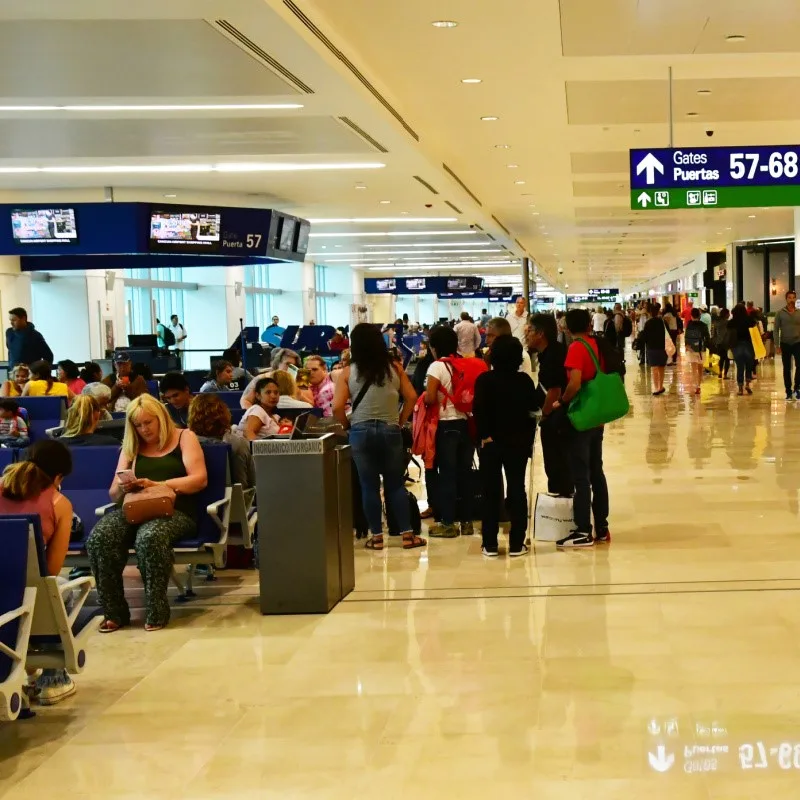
[2,359,799,799]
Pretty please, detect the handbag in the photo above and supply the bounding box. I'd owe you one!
[664,325,676,358]
[533,493,574,542]
[123,483,176,525]
[567,338,630,432]
[750,326,767,360]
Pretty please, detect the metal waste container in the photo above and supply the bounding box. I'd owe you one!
[253,434,354,614]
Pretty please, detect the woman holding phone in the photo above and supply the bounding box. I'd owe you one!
[86,394,207,633]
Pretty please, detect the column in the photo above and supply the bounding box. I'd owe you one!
[0,257,32,361]
[302,260,316,324]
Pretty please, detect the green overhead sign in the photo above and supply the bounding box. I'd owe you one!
[632,185,800,210]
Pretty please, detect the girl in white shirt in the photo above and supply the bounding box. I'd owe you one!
[239,378,290,440]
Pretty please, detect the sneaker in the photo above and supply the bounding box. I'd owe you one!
[556,531,594,548]
[595,529,611,543]
[481,546,499,557]
[787,392,793,401]
[509,544,529,558]
[795,390,800,401]
[460,521,475,537]
[36,674,76,706]
[428,523,459,539]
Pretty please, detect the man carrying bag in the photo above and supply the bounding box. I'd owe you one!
[550,309,629,549]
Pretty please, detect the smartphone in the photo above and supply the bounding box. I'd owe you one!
[116,469,135,485]
[287,364,299,379]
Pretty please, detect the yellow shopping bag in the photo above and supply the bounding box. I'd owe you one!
[710,353,721,376]
[703,350,710,369]
[750,326,767,360]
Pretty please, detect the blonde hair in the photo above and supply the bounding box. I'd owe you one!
[122,394,175,461]
[272,369,298,398]
[63,395,100,438]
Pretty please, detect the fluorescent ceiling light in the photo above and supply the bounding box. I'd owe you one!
[308,230,477,238]
[0,162,385,175]
[0,103,304,112]
[308,217,457,224]
[481,116,499,121]
[363,242,492,248]
[432,20,458,27]
[495,144,510,149]
[461,78,482,84]
[308,249,503,256]
[726,34,746,43]
[379,200,391,204]
[367,262,516,270]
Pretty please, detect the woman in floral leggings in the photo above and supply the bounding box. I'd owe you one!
[87,394,207,632]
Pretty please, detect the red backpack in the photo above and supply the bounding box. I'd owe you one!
[437,356,488,414]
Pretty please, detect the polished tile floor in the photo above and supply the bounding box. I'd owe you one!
[3,355,800,799]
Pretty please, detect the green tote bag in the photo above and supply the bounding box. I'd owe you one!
[567,338,630,432]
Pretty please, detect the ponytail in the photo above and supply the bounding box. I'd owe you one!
[1,462,52,500]
[63,395,98,437]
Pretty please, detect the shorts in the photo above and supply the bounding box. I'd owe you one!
[646,349,667,367]
[685,350,703,365]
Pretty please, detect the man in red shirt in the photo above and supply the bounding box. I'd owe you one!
[550,308,610,548]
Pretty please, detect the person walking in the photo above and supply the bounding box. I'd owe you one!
[684,308,711,394]
[551,309,610,548]
[473,335,538,557]
[508,296,529,344]
[454,312,481,358]
[169,314,187,366]
[712,308,731,380]
[774,290,800,400]
[662,303,679,365]
[5,307,53,368]
[643,303,668,395]
[729,303,757,396]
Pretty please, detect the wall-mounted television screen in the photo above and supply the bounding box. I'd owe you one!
[278,217,297,251]
[447,277,467,290]
[405,278,426,290]
[294,220,311,256]
[376,278,396,291]
[149,209,221,251]
[488,286,513,300]
[11,208,78,243]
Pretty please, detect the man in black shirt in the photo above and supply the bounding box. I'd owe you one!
[159,372,192,428]
[527,314,573,496]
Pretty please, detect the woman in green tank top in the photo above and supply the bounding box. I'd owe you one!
[86,395,208,632]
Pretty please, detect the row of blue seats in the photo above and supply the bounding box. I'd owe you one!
[0,516,100,721]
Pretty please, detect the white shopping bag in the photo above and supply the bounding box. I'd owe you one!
[533,494,574,542]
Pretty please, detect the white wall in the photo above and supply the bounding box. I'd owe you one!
[31,274,91,361]
[742,250,764,307]
[86,270,126,358]
[0,257,31,361]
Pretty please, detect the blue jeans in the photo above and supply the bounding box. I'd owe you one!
[428,419,474,525]
[349,420,410,536]
[732,343,754,387]
[568,426,609,536]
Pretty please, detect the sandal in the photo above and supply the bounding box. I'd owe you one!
[402,532,427,550]
[365,534,384,551]
[98,619,125,634]
[144,623,165,632]
[420,508,434,520]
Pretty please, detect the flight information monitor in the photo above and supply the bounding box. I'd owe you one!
[149,209,222,251]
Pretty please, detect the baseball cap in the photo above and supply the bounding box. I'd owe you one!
[113,352,132,364]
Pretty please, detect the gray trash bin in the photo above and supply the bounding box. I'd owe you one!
[253,434,354,614]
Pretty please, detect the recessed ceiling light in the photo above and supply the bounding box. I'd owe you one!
[726,226,732,230]
[163,193,177,198]
[507,164,519,168]
[432,20,458,28]
[686,112,698,117]
[494,144,509,150]
[748,214,756,218]
[532,212,540,216]
[514,180,526,185]
[355,184,367,189]
[461,78,482,84]
[697,89,712,95]
[726,34,746,43]
[379,200,391,204]
[481,116,499,121]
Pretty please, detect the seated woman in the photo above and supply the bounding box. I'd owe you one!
[86,394,207,632]
[59,395,120,447]
[238,377,289,440]
[240,348,302,408]
[81,382,113,420]
[1,363,30,397]
[273,370,313,410]
[22,360,72,403]
[57,359,86,395]
[79,362,103,385]
[0,440,75,704]
[188,393,255,490]
[199,360,236,393]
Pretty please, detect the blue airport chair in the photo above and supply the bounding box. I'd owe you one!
[18,397,66,443]
[0,518,35,721]
[214,391,244,410]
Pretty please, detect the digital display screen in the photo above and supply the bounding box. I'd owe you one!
[294,220,311,255]
[405,278,426,290]
[278,217,297,251]
[149,210,221,250]
[447,277,467,290]
[376,279,396,291]
[488,286,513,299]
[11,208,78,243]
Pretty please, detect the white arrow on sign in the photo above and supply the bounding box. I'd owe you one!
[636,153,665,185]
[637,191,652,208]
[648,745,675,773]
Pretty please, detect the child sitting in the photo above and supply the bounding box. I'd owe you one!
[0,399,30,447]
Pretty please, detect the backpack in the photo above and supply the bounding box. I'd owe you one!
[437,356,488,414]
[593,334,625,377]
[603,318,616,343]
[161,326,176,347]
[622,316,633,337]
[685,322,704,353]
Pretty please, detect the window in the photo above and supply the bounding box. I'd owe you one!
[315,264,354,327]
[243,262,304,330]
[123,268,185,337]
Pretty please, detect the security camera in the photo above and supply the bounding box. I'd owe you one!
[425,203,433,208]
[706,130,714,137]
[469,224,476,229]
[557,267,564,274]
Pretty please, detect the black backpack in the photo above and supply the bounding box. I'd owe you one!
[162,326,176,347]
[622,316,633,337]
[685,322,704,352]
[593,334,626,377]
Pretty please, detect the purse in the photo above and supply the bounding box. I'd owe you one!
[664,324,676,358]
[123,483,176,525]
[567,339,630,432]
